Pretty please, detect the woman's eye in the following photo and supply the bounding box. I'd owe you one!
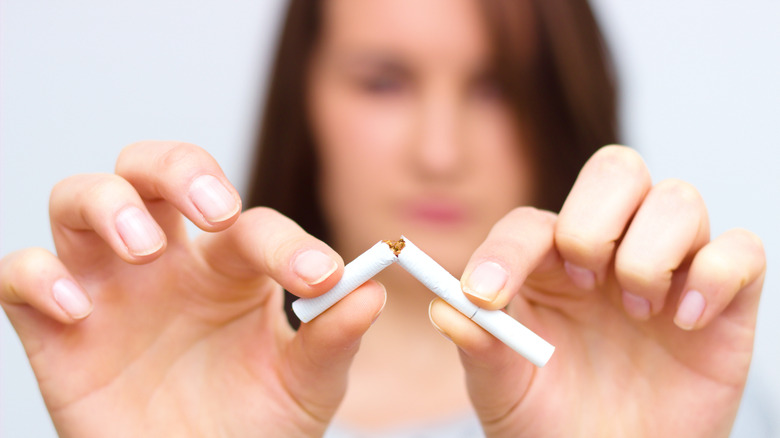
[357,75,405,94]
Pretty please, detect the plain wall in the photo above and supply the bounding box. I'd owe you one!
[1,1,778,436]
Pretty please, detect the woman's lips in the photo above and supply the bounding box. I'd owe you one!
[402,200,469,227]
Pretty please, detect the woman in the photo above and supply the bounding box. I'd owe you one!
[0,0,766,436]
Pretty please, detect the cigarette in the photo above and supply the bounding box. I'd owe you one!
[291,237,555,367]
[292,240,396,323]
[396,237,555,367]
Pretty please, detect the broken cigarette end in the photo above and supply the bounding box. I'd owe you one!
[382,238,406,256]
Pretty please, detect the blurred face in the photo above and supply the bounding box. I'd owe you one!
[308,0,535,274]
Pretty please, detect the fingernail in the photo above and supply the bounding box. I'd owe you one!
[463,261,508,303]
[116,206,164,256]
[622,290,651,320]
[52,279,92,319]
[563,261,595,290]
[293,250,338,286]
[189,175,240,223]
[675,290,706,330]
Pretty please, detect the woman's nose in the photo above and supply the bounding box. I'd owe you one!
[410,90,466,179]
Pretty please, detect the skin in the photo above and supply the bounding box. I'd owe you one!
[307,0,534,426]
[0,141,388,437]
[0,0,767,437]
[309,0,534,273]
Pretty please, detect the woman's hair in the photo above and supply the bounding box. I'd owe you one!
[247,0,619,243]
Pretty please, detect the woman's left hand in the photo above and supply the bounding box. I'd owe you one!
[430,145,766,437]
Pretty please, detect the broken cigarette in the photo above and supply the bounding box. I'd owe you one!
[396,237,555,367]
[292,240,396,323]
[291,236,555,367]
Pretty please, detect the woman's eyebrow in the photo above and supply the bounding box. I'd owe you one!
[330,51,410,72]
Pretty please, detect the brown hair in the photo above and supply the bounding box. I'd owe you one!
[247,0,618,327]
[247,0,619,244]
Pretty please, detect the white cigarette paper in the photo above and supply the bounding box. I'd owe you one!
[291,236,555,367]
[292,241,396,323]
[397,237,555,367]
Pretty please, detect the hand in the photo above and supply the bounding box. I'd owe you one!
[0,141,385,437]
[430,145,766,437]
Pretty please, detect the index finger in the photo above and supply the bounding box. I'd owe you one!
[115,141,242,231]
[196,207,344,299]
[460,207,557,310]
[555,145,652,284]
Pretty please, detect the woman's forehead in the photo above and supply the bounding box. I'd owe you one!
[318,0,493,61]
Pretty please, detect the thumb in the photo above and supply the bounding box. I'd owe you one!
[429,297,538,434]
[280,280,386,423]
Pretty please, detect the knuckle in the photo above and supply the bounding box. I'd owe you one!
[14,248,52,277]
[118,140,145,157]
[116,141,140,166]
[653,179,702,205]
[507,206,556,223]
[732,228,766,262]
[2,249,54,296]
[271,234,310,268]
[238,206,310,266]
[615,256,671,288]
[706,229,767,288]
[590,145,649,181]
[116,140,157,172]
[79,174,133,206]
[240,206,295,232]
[51,173,129,213]
[50,174,90,200]
[156,142,205,176]
[50,180,69,207]
[554,229,614,264]
[243,206,283,222]
[697,249,742,285]
[495,207,556,235]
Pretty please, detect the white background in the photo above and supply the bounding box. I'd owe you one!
[1,1,778,436]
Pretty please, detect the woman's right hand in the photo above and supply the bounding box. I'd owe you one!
[0,141,386,437]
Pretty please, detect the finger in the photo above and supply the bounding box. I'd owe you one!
[428,298,535,427]
[196,207,343,298]
[115,141,241,231]
[674,229,765,330]
[556,145,652,287]
[461,207,557,310]
[615,179,710,319]
[281,280,386,422]
[50,173,166,264]
[0,248,92,328]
